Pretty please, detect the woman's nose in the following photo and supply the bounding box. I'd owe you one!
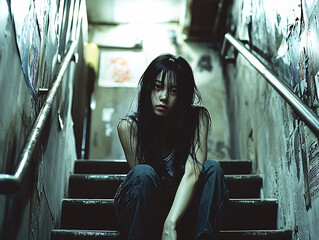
[159,89,168,101]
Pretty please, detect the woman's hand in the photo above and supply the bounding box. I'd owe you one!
[161,220,177,240]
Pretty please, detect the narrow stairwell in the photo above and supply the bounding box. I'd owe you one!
[51,159,292,239]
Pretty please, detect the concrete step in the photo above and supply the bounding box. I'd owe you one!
[60,199,277,231]
[51,230,119,240]
[220,230,292,239]
[222,199,277,230]
[74,159,252,175]
[51,229,292,240]
[69,174,262,199]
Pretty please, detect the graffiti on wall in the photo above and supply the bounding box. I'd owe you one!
[9,0,50,100]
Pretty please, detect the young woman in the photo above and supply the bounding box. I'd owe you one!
[114,53,229,240]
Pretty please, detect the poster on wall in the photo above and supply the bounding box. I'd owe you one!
[304,116,319,204]
[305,72,319,202]
[98,51,147,88]
[307,140,319,201]
[11,0,41,100]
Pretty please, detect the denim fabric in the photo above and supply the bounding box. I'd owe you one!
[114,160,229,240]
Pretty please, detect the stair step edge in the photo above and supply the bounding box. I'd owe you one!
[51,229,292,237]
[51,229,119,235]
[52,229,291,233]
[62,198,278,204]
[70,174,262,179]
[75,159,252,163]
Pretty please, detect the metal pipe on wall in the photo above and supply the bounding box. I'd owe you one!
[222,33,319,137]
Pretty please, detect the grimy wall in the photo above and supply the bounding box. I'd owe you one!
[0,0,88,239]
[225,0,319,239]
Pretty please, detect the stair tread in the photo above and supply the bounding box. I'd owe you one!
[63,198,278,203]
[51,229,292,240]
[52,229,119,235]
[51,229,120,240]
[60,198,278,230]
[220,229,292,239]
[62,198,277,203]
[76,159,252,162]
[70,173,262,179]
[52,229,291,233]
[74,159,252,175]
[68,174,263,199]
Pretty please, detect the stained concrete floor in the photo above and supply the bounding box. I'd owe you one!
[88,23,229,160]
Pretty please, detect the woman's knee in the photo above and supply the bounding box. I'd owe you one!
[116,165,160,205]
[131,164,156,176]
[204,160,222,171]
[202,160,223,177]
[129,164,159,184]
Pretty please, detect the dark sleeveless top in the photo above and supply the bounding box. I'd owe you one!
[161,149,179,198]
[162,149,175,177]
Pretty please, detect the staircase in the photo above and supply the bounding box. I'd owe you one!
[51,159,292,239]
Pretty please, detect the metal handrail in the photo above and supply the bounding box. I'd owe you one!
[0,40,78,194]
[222,33,319,137]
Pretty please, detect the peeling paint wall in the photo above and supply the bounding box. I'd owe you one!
[225,0,319,239]
[0,0,88,239]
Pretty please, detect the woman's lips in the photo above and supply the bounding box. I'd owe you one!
[156,105,167,111]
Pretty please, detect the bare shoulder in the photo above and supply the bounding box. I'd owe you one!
[117,117,138,168]
[196,106,210,127]
[117,117,137,135]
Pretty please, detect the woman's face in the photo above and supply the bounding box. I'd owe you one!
[151,71,178,117]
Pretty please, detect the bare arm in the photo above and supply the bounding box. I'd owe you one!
[162,109,209,240]
[117,119,138,169]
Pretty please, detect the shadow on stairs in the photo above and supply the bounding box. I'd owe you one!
[51,159,292,240]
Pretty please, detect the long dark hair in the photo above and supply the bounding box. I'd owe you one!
[127,53,210,178]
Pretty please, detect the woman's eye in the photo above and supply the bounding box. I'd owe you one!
[154,83,161,90]
[171,88,178,95]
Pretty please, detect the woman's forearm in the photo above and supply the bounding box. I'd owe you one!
[165,172,198,227]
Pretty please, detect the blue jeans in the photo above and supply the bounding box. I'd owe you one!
[114,160,229,240]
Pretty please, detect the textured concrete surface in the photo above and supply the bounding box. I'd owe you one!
[225,0,319,239]
[0,1,84,239]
